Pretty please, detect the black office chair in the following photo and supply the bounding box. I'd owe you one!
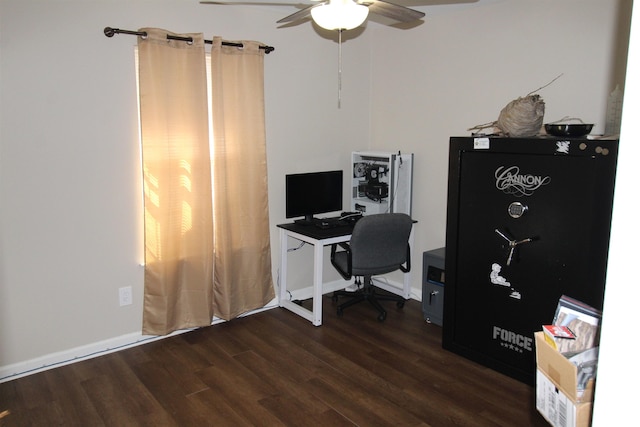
[330,213,413,321]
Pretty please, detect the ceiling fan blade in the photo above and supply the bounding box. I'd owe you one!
[276,3,319,23]
[360,0,425,23]
[201,0,302,5]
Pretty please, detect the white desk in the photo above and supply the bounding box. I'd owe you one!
[277,222,413,326]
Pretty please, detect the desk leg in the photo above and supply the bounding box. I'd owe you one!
[403,271,411,299]
[278,228,322,326]
[279,228,289,305]
[312,242,324,326]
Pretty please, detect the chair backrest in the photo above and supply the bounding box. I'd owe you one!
[349,213,413,276]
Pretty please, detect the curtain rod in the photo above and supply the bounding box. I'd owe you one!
[104,27,275,54]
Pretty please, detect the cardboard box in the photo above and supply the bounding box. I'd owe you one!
[534,332,594,403]
[536,370,592,427]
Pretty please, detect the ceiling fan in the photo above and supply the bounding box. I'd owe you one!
[200,0,426,108]
[277,0,425,30]
[201,0,425,31]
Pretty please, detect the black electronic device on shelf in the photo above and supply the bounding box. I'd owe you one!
[354,162,389,202]
[339,211,363,224]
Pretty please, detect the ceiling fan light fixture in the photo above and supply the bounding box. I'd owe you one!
[311,0,369,31]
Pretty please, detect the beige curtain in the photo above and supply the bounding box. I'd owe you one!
[138,29,274,334]
[210,37,275,319]
[138,28,214,335]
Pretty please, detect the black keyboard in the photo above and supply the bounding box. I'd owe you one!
[314,217,343,229]
[313,212,363,229]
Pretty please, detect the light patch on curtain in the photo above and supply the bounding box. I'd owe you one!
[144,210,161,262]
[134,47,145,266]
[205,52,216,212]
[179,160,194,236]
[143,165,160,207]
[179,162,192,191]
[143,163,161,262]
[135,47,212,264]
[181,201,192,236]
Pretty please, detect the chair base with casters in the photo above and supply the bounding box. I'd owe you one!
[332,276,406,322]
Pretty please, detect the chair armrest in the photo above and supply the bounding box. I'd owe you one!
[331,242,352,280]
[336,242,351,252]
[399,243,411,273]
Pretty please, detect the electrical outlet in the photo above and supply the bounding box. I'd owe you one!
[119,286,133,306]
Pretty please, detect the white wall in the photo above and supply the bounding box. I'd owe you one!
[0,2,633,408]
[370,0,631,255]
[593,1,640,423]
[0,0,372,375]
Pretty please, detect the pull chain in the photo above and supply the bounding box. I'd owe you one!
[338,29,342,109]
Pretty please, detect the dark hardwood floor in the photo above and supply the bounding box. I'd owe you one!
[0,295,549,426]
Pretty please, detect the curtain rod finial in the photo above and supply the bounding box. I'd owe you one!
[104,27,117,37]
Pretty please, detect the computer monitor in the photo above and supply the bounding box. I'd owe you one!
[285,170,343,224]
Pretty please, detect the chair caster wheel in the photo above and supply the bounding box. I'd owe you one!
[397,300,405,309]
[378,312,387,322]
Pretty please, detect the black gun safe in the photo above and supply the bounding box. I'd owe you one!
[443,136,618,384]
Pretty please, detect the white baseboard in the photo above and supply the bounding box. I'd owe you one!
[0,332,170,383]
[0,301,279,384]
[371,277,423,301]
[284,278,422,302]
[286,279,351,301]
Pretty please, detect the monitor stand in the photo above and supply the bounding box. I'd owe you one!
[294,215,317,226]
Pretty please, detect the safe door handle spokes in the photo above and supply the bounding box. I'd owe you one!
[495,229,535,266]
